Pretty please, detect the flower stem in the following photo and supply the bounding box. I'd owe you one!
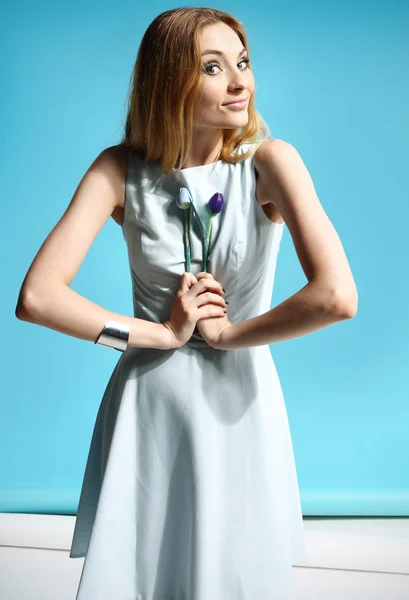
[203,219,212,272]
[184,208,191,272]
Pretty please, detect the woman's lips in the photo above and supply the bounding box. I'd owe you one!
[223,98,249,110]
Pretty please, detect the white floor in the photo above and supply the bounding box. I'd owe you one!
[0,514,408,599]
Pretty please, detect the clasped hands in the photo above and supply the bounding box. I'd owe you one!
[163,271,233,349]
[194,272,233,348]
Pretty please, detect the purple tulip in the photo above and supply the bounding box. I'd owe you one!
[207,192,224,214]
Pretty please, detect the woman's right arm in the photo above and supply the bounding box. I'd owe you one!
[15,145,176,350]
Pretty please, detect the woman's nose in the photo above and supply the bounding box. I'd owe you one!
[227,80,245,93]
[227,70,247,91]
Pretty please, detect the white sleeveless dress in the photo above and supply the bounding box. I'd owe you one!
[69,142,307,599]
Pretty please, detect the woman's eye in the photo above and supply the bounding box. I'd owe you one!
[239,58,250,70]
[202,57,250,76]
[203,63,221,76]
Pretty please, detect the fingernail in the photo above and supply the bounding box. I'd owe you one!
[222,288,226,293]
[223,309,227,313]
[225,301,229,305]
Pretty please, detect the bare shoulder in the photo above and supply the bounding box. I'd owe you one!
[254,138,294,170]
[253,139,292,224]
[96,144,130,211]
[253,138,313,224]
[105,143,130,165]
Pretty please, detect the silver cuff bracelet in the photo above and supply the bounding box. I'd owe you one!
[94,320,130,352]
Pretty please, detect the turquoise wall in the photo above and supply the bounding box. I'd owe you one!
[2,0,408,515]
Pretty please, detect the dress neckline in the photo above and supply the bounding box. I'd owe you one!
[173,159,223,173]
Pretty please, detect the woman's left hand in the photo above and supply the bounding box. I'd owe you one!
[195,272,233,348]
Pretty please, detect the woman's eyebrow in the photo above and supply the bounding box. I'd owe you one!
[201,47,247,58]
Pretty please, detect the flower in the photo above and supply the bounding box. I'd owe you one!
[176,187,225,273]
[176,187,193,272]
[207,192,224,215]
[202,193,224,271]
[176,187,192,210]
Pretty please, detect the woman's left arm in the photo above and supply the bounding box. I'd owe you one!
[214,139,358,350]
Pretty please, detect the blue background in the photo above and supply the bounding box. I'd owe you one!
[1,0,408,515]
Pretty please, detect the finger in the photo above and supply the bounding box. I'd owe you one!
[196,273,224,294]
[179,272,194,294]
[197,279,224,298]
[196,291,227,308]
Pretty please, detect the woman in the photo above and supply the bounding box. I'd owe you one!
[16,6,358,599]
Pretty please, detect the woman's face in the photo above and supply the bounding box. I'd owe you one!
[193,22,255,131]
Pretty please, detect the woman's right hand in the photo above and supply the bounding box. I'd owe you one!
[162,272,227,348]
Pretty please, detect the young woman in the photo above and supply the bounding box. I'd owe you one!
[16,6,358,600]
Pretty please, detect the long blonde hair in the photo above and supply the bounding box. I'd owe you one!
[119,7,270,174]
